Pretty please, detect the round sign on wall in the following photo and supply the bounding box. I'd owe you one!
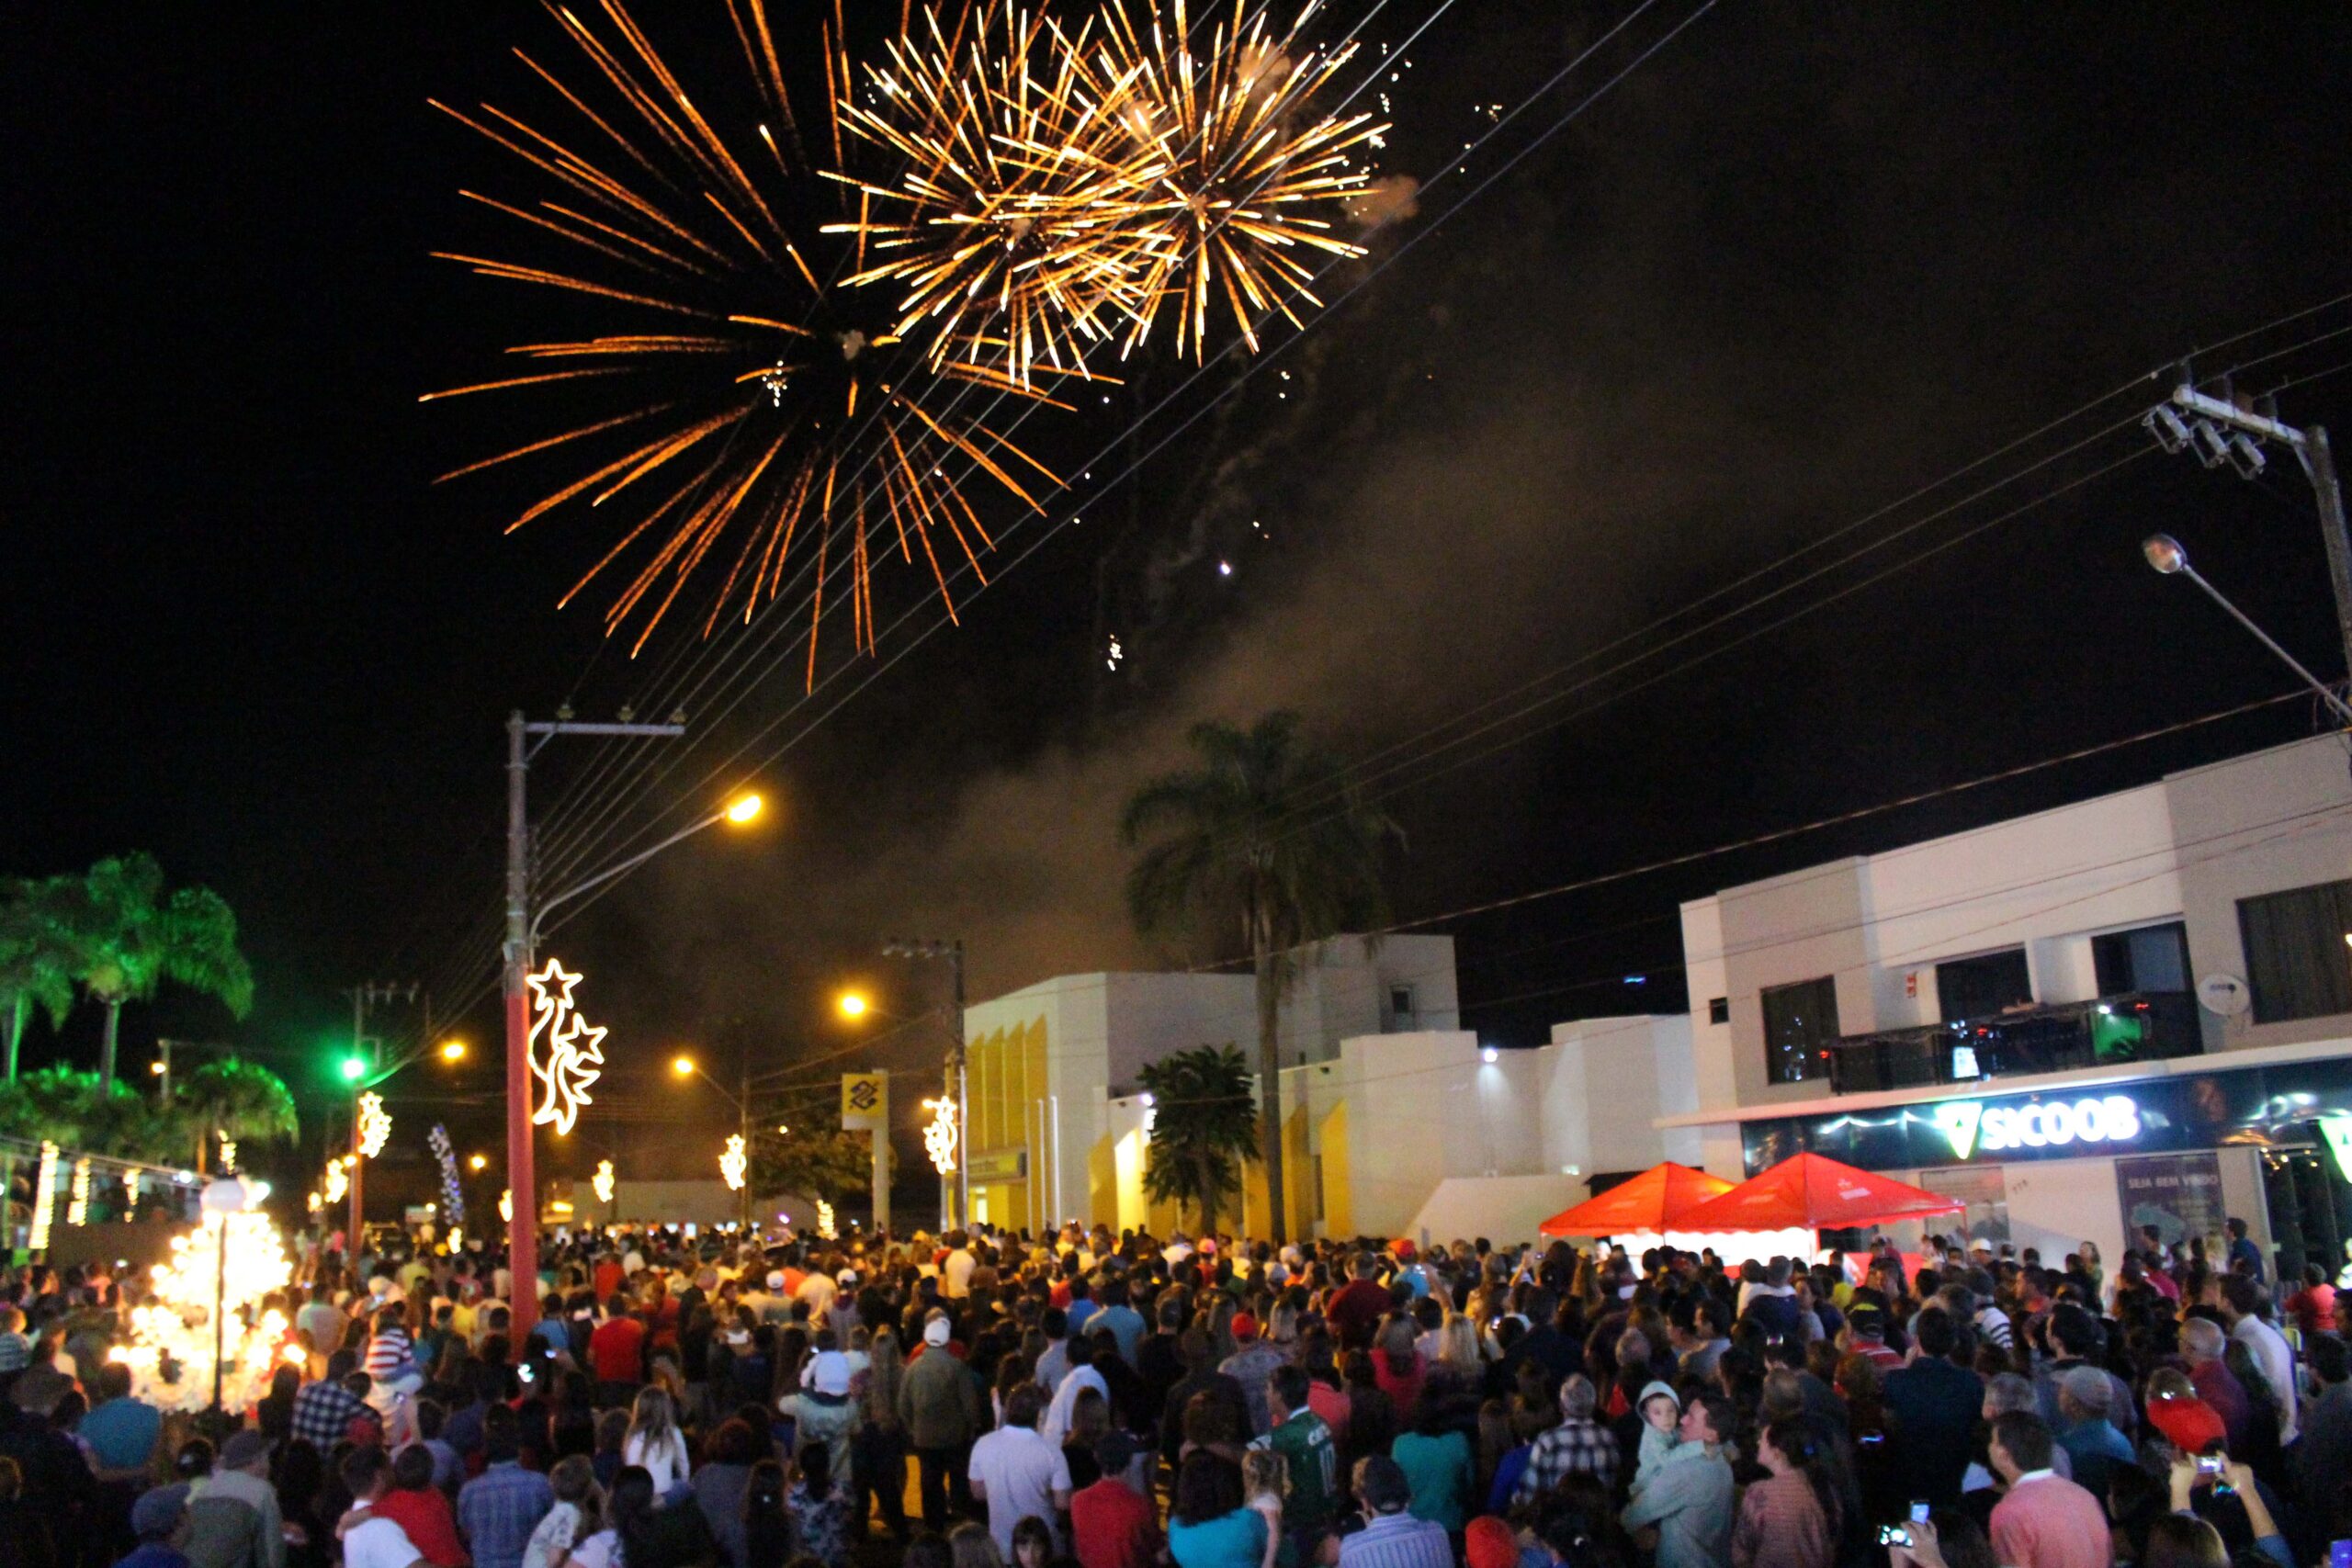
[2196,973,2250,1017]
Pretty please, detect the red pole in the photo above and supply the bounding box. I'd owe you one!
[348,1098,364,1258]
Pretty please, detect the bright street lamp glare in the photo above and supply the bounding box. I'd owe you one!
[149,1061,165,1075]
[724,792,763,825]
[2143,534,2188,575]
[469,1154,488,1171]
[672,1055,696,1077]
[837,991,870,1019]
[440,1040,468,1062]
[339,1056,367,1082]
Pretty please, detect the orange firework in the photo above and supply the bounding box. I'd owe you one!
[1088,0,1385,359]
[826,5,1158,389]
[425,0,1061,680]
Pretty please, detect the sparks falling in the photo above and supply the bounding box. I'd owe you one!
[426,0,1062,678]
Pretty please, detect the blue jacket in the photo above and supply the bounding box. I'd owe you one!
[1883,1357,1984,1506]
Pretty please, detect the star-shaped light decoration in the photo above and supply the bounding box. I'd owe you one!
[356,1092,392,1158]
[923,1097,959,1174]
[322,1156,349,1206]
[718,1134,748,1191]
[593,1159,616,1204]
[526,956,605,1136]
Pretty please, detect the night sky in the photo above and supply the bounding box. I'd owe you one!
[6,3,2352,1210]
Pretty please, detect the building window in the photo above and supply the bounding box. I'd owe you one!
[1935,948,2032,1023]
[1707,996,1730,1025]
[1388,985,1416,1024]
[2237,879,2352,1023]
[2091,921,2190,997]
[1761,976,1839,1084]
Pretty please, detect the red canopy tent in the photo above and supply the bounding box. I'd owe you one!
[1671,1151,1965,1233]
[1538,1162,1736,1238]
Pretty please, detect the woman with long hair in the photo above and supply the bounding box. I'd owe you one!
[1167,1451,1261,1568]
[947,1522,1005,1568]
[1340,1350,1396,1477]
[1731,1419,1838,1568]
[740,1459,793,1568]
[622,1385,690,1497]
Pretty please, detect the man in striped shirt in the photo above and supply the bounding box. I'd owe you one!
[364,1304,414,1383]
[1338,1457,1451,1568]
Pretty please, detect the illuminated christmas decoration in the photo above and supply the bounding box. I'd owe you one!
[526,958,605,1136]
[66,1157,91,1227]
[356,1092,392,1158]
[429,1124,467,1229]
[718,1135,748,1191]
[28,1142,59,1252]
[446,1224,463,1251]
[108,1201,294,1413]
[124,1168,141,1206]
[322,1156,349,1207]
[218,1134,238,1172]
[593,1159,616,1204]
[815,1199,836,1240]
[306,1190,322,1214]
[923,1097,959,1174]
[499,1189,513,1223]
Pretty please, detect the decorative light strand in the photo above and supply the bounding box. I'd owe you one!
[719,1135,748,1191]
[28,1142,59,1252]
[526,958,605,1135]
[66,1157,91,1227]
[923,1097,959,1174]
[356,1093,392,1158]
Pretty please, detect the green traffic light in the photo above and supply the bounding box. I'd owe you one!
[340,1056,367,1082]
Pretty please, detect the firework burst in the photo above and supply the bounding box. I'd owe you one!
[427,0,1062,676]
[1090,0,1385,359]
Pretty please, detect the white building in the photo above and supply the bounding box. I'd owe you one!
[1664,735,2352,1278]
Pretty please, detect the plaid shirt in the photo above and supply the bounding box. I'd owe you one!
[1513,1416,1620,1503]
[458,1461,555,1568]
[288,1379,370,1448]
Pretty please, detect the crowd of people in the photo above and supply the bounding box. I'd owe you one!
[0,1214,2345,1568]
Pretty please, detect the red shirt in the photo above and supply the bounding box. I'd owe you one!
[1070,1477,1158,1568]
[1329,1280,1391,1348]
[371,1488,469,1567]
[589,1316,647,1382]
[593,1261,625,1301]
[2285,1282,2336,1337]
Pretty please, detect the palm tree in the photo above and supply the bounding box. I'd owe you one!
[174,1057,299,1171]
[73,855,254,1083]
[0,876,84,1083]
[1135,1044,1259,1235]
[1122,713,1399,1244]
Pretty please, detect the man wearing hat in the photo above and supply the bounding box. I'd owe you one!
[206,1430,286,1568]
[2052,1367,2133,1502]
[1841,1304,1903,1372]
[901,1312,982,1530]
[122,1486,194,1568]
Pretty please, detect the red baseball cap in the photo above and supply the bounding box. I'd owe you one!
[1465,1517,1517,1568]
[2145,1393,2226,1455]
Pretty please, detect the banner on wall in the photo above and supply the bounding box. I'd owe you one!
[2114,1151,2224,1254]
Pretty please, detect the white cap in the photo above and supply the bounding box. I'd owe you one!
[923,1317,952,1348]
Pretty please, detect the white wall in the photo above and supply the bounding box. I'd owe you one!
[1542,1016,1700,1176]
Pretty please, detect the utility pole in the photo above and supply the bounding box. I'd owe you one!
[885,938,968,1231]
[503,708,685,1331]
[2147,382,2352,690]
[346,981,417,1254]
[739,1061,752,1233]
[155,1038,173,1106]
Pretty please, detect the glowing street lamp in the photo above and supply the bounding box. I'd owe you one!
[469,1153,488,1172]
[672,1055,697,1077]
[725,792,764,824]
[440,1040,469,1062]
[836,991,871,1020]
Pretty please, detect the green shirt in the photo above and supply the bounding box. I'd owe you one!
[1389,1429,1474,1533]
[1267,1410,1338,1529]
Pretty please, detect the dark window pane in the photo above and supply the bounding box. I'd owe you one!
[1936,948,2032,1022]
[1761,976,1839,1084]
[2092,921,2190,996]
[1708,996,1730,1026]
[2237,881,2352,1023]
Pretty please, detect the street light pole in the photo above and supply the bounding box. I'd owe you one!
[503,709,687,1332]
[345,981,416,1254]
[885,938,967,1231]
[2143,534,2352,727]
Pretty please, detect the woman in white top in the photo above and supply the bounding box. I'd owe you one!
[620,1386,689,1499]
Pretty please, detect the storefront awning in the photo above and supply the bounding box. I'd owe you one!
[1537,1161,1735,1237]
[1672,1151,1964,1231]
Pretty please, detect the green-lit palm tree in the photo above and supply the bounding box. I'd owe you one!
[74,855,254,1083]
[174,1057,299,1172]
[1134,1044,1259,1236]
[0,876,84,1083]
[1122,713,1400,1245]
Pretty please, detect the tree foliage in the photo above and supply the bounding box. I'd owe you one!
[0,876,85,1082]
[749,1128,874,1202]
[73,854,255,1082]
[1135,1043,1259,1237]
[0,1060,298,1168]
[175,1057,300,1165]
[1122,713,1398,1242]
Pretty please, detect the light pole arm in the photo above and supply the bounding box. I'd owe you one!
[530,807,728,945]
[2178,563,2352,728]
